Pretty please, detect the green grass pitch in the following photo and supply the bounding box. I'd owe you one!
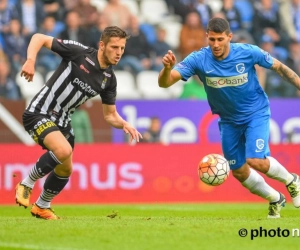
[0,203,300,250]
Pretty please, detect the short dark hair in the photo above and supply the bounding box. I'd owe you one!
[207,17,231,35]
[100,26,130,44]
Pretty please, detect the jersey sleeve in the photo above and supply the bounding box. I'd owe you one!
[251,45,274,69]
[51,38,90,61]
[173,52,198,81]
[100,73,117,105]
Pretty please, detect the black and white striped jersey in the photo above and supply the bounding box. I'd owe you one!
[26,38,117,127]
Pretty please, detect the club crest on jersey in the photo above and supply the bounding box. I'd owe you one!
[101,77,107,89]
[236,63,245,73]
[255,139,265,152]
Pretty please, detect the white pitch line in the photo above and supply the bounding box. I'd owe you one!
[0,242,87,250]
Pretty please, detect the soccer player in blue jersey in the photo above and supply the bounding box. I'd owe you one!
[158,17,300,218]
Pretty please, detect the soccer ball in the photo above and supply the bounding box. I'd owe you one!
[198,154,230,186]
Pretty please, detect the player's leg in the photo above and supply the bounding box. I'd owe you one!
[233,162,285,218]
[31,152,72,220]
[267,157,300,208]
[220,120,284,218]
[16,114,73,211]
[30,127,74,220]
[16,130,72,208]
[16,115,65,208]
[245,115,300,208]
[15,149,62,207]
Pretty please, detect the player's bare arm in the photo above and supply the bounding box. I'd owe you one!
[102,104,142,142]
[158,50,182,88]
[271,58,300,90]
[21,33,54,82]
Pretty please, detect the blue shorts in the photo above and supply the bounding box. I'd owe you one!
[219,115,270,170]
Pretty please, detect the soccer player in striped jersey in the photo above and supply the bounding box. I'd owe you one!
[158,17,300,218]
[15,26,142,220]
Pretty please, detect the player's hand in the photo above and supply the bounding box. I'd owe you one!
[20,59,35,82]
[123,122,143,143]
[162,50,176,70]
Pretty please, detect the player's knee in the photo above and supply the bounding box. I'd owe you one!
[53,145,72,162]
[232,170,247,182]
[246,158,268,173]
[232,164,250,182]
[55,163,73,176]
[246,158,258,167]
[56,165,72,176]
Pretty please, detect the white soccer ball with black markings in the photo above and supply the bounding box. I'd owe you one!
[198,154,230,186]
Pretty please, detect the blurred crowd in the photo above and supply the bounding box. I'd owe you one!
[0,0,300,101]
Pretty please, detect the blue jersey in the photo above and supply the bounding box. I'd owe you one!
[173,43,274,123]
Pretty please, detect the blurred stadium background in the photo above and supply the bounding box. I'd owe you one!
[0,0,300,205]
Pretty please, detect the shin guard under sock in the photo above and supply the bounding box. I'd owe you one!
[242,168,280,202]
[36,171,69,208]
[266,156,294,185]
[22,151,62,188]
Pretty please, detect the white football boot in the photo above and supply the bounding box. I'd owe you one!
[267,192,286,219]
[286,173,300,208]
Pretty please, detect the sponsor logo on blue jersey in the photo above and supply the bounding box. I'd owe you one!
[206,73,248,88]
